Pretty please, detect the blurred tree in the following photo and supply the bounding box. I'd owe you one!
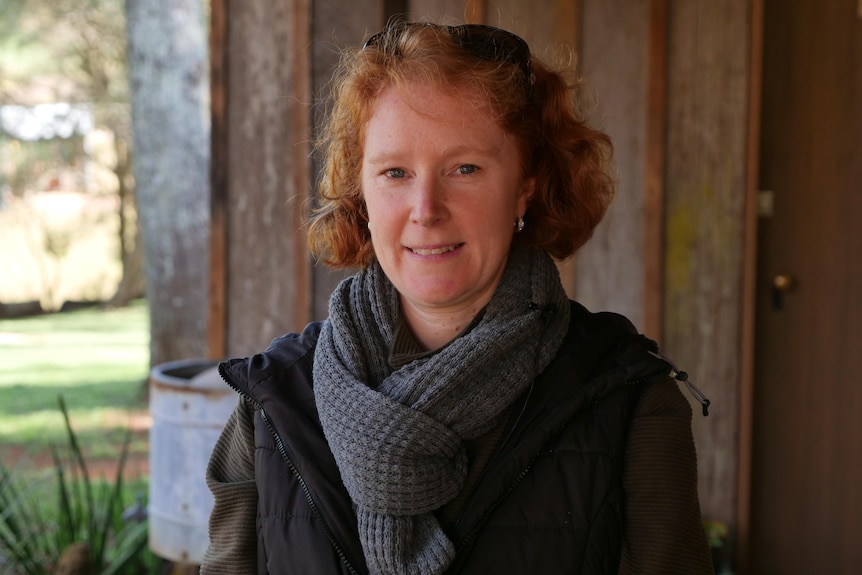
[0,0,143,306]
[1,0,210,363]
[126,0,210,365]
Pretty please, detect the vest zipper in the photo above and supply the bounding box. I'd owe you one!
[221,370,361,575]
[448,381,539,573]
[448,366,663,573]
[448,452,540,574]
[258,408,361,575]
[451,378,536,531]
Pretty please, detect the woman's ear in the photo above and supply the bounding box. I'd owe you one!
[518,176,536,214]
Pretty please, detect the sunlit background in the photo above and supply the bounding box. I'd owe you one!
[1,2,175,572]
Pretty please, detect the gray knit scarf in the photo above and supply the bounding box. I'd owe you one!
[313,244,571,575]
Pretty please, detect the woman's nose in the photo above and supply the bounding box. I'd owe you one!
[410,177,447,226]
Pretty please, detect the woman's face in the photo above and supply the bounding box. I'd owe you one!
[361,81,534,319]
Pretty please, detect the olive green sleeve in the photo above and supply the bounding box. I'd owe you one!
[618,376,714,575]
[200,397,258,575]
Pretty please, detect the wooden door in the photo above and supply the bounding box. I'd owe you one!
[750,0,862,573]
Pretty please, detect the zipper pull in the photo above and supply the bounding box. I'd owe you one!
[648,350,711,416]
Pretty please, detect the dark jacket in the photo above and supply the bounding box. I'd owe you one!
[203,301,713,575]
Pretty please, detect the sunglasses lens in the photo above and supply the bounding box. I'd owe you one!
[450,25,528,66]
[362,23,534,92]
[362,32,382,50]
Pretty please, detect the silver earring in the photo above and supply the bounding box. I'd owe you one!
[515,216,525,232]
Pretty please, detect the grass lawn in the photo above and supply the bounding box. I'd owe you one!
[0,301,167,573]
[0,299,150,463]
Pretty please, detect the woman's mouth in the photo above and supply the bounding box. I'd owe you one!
[409,244,461,256]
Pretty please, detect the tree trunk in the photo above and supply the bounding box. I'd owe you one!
[109,132,145,307]
[126,0,210,366]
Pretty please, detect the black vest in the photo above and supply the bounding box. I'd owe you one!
[221,301,671,575]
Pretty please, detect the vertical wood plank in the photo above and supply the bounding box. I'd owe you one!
[663,0,752,529]
[291,0,313,331]
[224,1,314,356]
[208,0,228,359]
[408,0,469,22]
[575,0,650,329]
[465,0,485,23]
[552,0,579,298]
[384,0,409,20]
[736,1,763,570]
[554,0,578,48]
[482,0,566,44]
[643,0,667,340]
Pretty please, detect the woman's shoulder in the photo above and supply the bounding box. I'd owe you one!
[562,300,658,373]
[263,320,325,360]
[564,301,709,420]
[567,300,638,339]
[219,320,325,397]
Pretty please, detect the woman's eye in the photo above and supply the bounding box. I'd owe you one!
[457,164,478,175]
[385,168,406,179]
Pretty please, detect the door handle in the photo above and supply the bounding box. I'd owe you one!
[772,273,797,310]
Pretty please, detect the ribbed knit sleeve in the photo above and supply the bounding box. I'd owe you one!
[618,376,714,575]
[200,397,258,575]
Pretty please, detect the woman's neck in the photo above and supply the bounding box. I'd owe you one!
[400,301,484,351]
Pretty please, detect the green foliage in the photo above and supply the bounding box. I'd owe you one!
[0,466,51,573]
[0,0,128,104]
[0,136,88,197]
[0,396,154,574]
[0,0,140,309]
[704,519,729,549]
[0,0,130,196]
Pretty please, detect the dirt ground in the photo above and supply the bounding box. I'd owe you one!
[2,413,151,480]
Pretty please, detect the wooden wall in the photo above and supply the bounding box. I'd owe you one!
[576,0,655,332]
[209,0,314,356]
[210,0,757,564]
[661,0,756,546]
[571,0,755,539]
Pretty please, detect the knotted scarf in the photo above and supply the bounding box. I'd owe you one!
[313,244,571,574]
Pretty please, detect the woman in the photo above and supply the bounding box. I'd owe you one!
[202,21,713,575]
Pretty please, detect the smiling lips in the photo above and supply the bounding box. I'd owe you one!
[409,244,462,256]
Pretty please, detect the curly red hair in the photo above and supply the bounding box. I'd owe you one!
[308,22,614,268]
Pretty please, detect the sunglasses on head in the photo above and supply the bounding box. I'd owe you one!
[363,23,535,95]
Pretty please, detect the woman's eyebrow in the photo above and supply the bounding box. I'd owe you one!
[364,144,502,165]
